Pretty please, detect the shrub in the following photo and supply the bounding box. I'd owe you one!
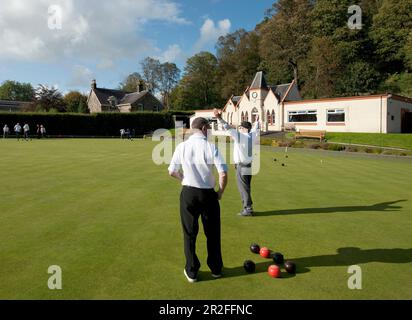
[310,143,322,149]
[345,146,358,152]
[278,141,294,148]
[292,140,305,148]
[327,144,345,151]
[260,137,273,146]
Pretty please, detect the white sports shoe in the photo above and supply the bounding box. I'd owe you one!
[184,269,197,283]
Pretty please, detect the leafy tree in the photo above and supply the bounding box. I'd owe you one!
[216,29,261,98]
[0,80,35,101]
[77,99,89,113]
[159,63,180,110]
[302,37,343,98]
[338,61,380,95]
[63,91,88,113]
[171,52,221,110]
[370,0,412,70]
[140,57,161,93]
[119,72,143,92]
[259,0,314,84]
[35,85,65,112]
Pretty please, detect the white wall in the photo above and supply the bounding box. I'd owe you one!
[386,97,412,133]
[284,96,388,133]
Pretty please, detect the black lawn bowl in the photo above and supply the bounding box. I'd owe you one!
[282,163,285,167]
[272,252,284,265]
[285,155,289,158]
[274,158,277,162]
[243,260,256,273]
[284,261,296,274]
[250,243,260,254]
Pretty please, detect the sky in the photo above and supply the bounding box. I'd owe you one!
[0,0,275,95]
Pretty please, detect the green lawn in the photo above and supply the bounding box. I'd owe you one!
[0,139,411,300]
[325,132,412,150]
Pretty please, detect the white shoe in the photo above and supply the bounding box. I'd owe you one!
[184,269,197,283]
[211,273,222,279]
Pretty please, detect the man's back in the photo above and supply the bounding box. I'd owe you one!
[170,133,226,189]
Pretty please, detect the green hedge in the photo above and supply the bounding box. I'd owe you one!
[0,112,174,136]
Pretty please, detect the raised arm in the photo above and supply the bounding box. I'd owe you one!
[214,108,238,141]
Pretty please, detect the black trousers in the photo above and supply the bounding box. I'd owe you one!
[180,186,223,278]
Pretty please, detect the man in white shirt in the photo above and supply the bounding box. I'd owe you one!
[3,124,9,139]
[214,109,260,216]
[14,123,22,141]
[168,117,228,283]
[23,123,30,141]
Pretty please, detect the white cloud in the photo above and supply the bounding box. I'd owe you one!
[97,58,115,70]
[157,44,184,63]
[68,65,94,88]
[0,0,189,63]
[194,18,231,52]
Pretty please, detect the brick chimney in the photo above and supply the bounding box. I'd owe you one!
[91,79,97,90]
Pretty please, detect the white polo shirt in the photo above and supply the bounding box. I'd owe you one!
[168,133,228,189]
[219,119,260,165]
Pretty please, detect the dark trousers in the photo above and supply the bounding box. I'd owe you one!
[180,186,223,278]
[236,164,253,211]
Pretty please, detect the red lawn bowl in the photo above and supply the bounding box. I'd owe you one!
[268,265,281,278]
[259,247,271,259]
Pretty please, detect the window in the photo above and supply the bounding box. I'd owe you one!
[327,109,345,122]
[267,110,271,125]
[271,110,275,124]
[288,110,317,123]
[138,104,144,111]
[241,112,245,122]
[153,105,159,112]
[245,111,249,122]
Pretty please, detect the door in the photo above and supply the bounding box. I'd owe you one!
[401,109,412,133]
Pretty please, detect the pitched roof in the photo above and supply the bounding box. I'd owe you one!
[249,71,268,90]
[231,96,242,104]
[120,91,149,105]
[93,88,129,106]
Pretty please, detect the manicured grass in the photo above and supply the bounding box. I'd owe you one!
[0,139,411,299]
[325,132,412,150]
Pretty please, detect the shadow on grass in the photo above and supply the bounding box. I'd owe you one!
[198,247,412,282]
[253,200,407,217]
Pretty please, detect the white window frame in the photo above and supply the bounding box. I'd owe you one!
[327,109,345,122]
[288,110,317,122]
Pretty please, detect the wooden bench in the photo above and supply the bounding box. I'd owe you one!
[295,129,326,142]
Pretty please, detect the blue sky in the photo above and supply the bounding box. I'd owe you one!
[0,0,274,95]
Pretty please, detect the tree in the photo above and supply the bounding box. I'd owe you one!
[159,63,180,110]
[370,0,412,70]
[119,72,143,92]
[63,91,88,113]
[35,85,65,112]
[77,99,89,113]
[302,37,343,98]
[216,29,261,98]
[140,57,161,93]
[171,52,221,110]
[337,61,380,95]
[0,80,35,101]
[259,0,314,85]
